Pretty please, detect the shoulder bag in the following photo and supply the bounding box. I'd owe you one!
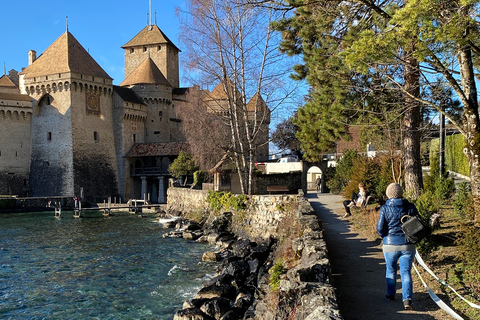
[401,206,431,244]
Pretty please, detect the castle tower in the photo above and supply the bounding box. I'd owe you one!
[122,24,180,88]
[19,31,118,198]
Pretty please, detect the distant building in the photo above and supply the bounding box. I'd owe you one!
[0,22,269,201]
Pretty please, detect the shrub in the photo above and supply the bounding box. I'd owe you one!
[206,191,247,212]
[326,149,359,194]
[193,170,208,188]
[168,152,199,179]
[413,191,438,256]
[269,259,286,291]
[452,182,473,218]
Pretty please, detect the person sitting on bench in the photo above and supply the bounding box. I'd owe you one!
[343,183,367,218]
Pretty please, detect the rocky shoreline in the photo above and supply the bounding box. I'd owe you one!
[160,196,343,320]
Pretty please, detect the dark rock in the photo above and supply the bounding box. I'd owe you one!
[231,239,253,258]
[200,297,232,319]
[247,258,260,274]
[173,307,214,320]
[183,298,210,309]
[219,310,240,320]
[209,213,232,233]
[221,259,250,283]
[233,292,253,311]
[183,231,200,240]
[195,282,237,300]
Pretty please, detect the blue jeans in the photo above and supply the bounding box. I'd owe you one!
[383,249,415,301]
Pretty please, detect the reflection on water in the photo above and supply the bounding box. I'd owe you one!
[0,212,216,319]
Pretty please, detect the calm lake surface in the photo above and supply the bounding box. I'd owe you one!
[0,211,217,319]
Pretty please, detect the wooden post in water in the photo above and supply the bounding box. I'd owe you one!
[54,201,62,218]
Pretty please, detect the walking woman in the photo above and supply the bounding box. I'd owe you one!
[376,183,419,310]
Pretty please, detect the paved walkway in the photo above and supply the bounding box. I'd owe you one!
[306,192,449,320]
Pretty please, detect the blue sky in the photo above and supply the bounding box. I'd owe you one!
[0,0,185,85]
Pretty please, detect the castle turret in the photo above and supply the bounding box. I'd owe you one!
[122,24,180,88]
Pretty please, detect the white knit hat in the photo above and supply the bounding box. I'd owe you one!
[386,183,403,199]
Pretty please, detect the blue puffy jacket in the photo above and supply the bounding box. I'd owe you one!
[376,198,419,245]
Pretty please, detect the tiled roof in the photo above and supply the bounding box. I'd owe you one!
[19,32,112,80]
[246,93,269,112]
[126,142,189,157]
[122,25,180,51]
[0,75,16,88]
[113,86,146,105]
[0,92,32,102]
[204,80,239,101]
[120,57,171,87]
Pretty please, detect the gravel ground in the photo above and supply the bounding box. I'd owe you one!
[307,192,454,320]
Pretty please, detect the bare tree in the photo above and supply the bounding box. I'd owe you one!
[178,0,300,194]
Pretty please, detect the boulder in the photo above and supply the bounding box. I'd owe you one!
[219,310,240,320]
[195,282,237,300]
[183,298,210,309]
[233,292,253,311]
[221,259,250,283]
[231,239,253,258]
[173,307,214,320]
[202,251,219,262]
[183,231,200,241]
[200,297,232,319]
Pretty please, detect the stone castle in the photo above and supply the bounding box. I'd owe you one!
[0,22,269,202]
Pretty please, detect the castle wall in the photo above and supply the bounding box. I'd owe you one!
[69,78,118,200]
[27,80,74,197]
[130,84,185,143]
[0,108,32,195]
[112,91,147,201]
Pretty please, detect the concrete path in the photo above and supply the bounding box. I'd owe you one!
[306,192,449,320]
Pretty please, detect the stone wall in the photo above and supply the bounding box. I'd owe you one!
[167,187,342,319]
[167,187,300,243]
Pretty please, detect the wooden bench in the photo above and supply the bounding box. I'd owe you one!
[267,185,289,194]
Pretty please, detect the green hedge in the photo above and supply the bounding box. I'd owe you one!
[430,134,470,177]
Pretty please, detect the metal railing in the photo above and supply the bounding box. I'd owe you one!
[130,167,169,176]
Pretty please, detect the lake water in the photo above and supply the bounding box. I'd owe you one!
[0,211,217,319]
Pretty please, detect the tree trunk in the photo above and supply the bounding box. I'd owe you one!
[403,49,423,198]
[458,45,480,222]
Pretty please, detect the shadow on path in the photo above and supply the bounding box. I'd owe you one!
[307,192,441,320]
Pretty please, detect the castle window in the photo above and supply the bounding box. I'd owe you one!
[94,131,99,142]
[45,76,48,80]
[47,132,52,141]
[133,134,136,142]
[92,77,95,81]
[15,151,17,157]
[158,45,161,51]
[130,48,134,53]
[59,74,62,78]
[154,131,160,135]
[159,111,162,118]
[143,46,147,52]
